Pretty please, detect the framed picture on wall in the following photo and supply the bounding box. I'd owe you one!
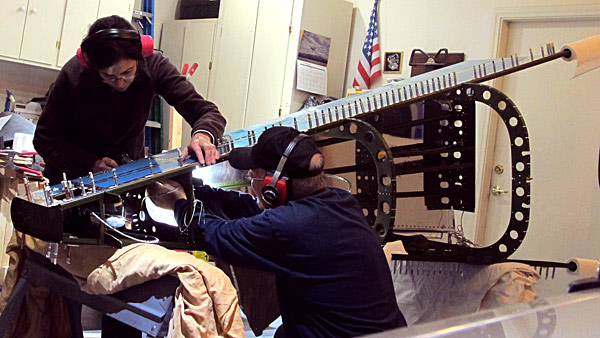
[383,51,404,73]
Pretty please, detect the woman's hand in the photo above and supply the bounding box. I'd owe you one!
[92,157,118,173]
[181,132,219,165]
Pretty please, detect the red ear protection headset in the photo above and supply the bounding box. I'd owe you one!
[76,28,154,69]
[261,134,310,207]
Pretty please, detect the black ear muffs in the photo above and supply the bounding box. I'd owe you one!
[260,134,309,207]
[76,28,154,69]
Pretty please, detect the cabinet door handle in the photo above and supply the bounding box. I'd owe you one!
[30,8,38,14]
[19,6,26,12]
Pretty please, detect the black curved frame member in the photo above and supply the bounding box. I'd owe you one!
[457,83,531,262]
[390,83,531,264]
[315,118,397,243]
[312,82,531,263]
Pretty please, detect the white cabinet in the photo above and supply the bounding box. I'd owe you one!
[243,0,294,127]
[161,19,218,147]
[162,0,353,134]
[20,0,67,65]
[207,0,260,132]
[0,0,29,59]
[182,21,217,99]
[213,0,352,132]
[0,0,134,69]
[207,0,298,130]
[97,0,134,21]
[58,0,134,67]
[0,0,67,65]
[57,0,100,67]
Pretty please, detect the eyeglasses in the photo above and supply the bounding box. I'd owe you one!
[244,170,264,184]
[99,72,136,84]
[99,64,137,84]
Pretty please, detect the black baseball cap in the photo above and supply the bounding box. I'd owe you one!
[228,127,322,179]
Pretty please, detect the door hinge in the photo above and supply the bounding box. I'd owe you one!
[209,61,212,70]
[56,41,61,49]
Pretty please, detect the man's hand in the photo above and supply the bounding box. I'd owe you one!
[93,157,118,173]
[181,132,219,165]
[146,180,186,210]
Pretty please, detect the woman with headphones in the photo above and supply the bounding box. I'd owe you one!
[33,15,226,185]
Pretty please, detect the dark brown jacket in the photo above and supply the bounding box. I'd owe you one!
[34,52,226,184]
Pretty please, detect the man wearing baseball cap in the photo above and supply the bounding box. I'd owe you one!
[148,126,406,337]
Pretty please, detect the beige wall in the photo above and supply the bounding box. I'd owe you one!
[345,0,600,90]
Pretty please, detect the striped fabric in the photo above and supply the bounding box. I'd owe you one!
[352,0,381,89]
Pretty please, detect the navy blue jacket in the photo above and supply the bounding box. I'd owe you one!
[176,186,406,337]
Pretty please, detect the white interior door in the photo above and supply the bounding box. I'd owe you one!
[482,16,600,297]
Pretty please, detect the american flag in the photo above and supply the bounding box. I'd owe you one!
[352,0,381,89]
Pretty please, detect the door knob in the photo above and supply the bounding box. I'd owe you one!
[492,185,509,196]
